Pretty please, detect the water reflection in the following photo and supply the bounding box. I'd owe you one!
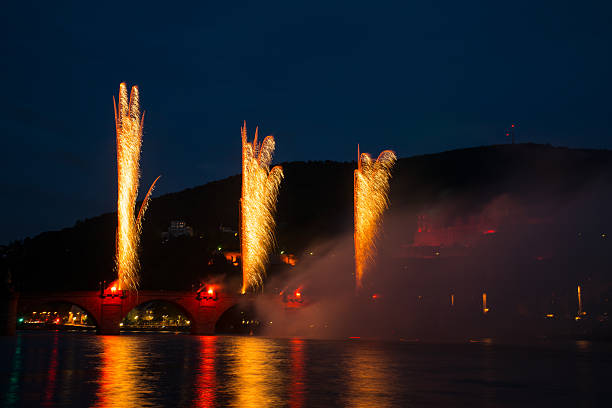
[575,340,595,406]
[480,340,497,407]
[94,336,154,407]
[195,336,217,407]
[4,334,610,407]
[344,344,393,408]
[227,337,286,408]
[42,334,59,407]
[289,339,306,408]
[4,335,22,407]
[575,340,591,352]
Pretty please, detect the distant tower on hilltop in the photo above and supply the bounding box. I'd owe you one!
[506,124,516,144]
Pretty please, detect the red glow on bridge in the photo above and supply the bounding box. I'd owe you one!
[102,280,124,298]
[195,284,219,302]
[483,229,496,235]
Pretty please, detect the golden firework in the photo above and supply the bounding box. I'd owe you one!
[240,122,283,293]
[114,83,160,291]
[354,146,396,290]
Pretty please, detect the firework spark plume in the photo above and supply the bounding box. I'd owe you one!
[114,83,159,291]
[241,122,283,293]
[354,147,396,290]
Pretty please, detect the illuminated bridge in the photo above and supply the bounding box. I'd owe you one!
[14,289,245,335]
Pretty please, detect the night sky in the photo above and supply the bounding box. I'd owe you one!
[2,1,611,244]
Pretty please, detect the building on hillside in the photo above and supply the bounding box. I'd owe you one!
[161,220,194,243]
[219,225,238,235]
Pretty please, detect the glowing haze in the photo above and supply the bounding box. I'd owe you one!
[240,122,283,293]
[354,147,396,290]
[114,83,160,290]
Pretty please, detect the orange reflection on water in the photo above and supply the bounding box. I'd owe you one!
[229,337,285,408]
[345,345,393,408]
[289,339,306,408]
[94,336,152,408]
[195,336,217,407]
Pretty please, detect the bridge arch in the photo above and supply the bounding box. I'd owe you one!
[120,298,196,330]
[18,298,100,328]
[215,301,257,334]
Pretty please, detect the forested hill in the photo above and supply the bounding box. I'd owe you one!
[3,143,612,291]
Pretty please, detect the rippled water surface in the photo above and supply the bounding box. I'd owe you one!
[1,332,612,407]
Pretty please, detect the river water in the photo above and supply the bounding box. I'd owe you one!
[1,332,611,407]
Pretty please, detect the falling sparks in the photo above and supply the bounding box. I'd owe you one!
[114,83,160,291]
[240,122,283,293]
[354,146,396,290]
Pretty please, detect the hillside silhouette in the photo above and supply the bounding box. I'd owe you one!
[3,143,612,295]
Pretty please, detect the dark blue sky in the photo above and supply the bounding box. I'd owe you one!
[2,0,611,243]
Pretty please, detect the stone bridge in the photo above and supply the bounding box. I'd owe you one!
[16,289,243,335]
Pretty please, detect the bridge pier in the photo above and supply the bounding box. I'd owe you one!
[190,306,220,335]
[1,291,19,336]
[191,320,216,335]
[95,291,126,335]
[189,295,228,335]
[98,302,123,335]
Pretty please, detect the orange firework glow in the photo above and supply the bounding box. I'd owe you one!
[354,146,396,290]
[114,83,160,291]
[240,122,283,293]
